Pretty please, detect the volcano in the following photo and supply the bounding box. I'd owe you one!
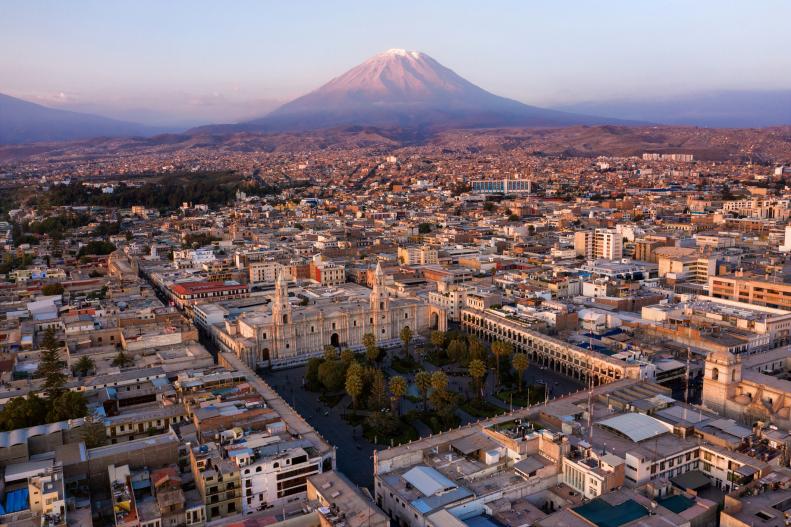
[240,49,621,132]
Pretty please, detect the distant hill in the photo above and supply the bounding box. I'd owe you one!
[193,49,626,134]
[557,90,791,128]
[0,93,161,144]
[3,125,790,165]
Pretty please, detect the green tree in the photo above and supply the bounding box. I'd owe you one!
[399,326,413,359]
[430,331,446,350]
[111,350,133,368]
[73,356,95,377]
[346,361,363,381]
[447,339,468,364]
[431,370,449,393]
[47,391,88,422]
[77,240,115,257]
[512,353,529,392]
[415,371,432,412]
[323,345,338,361]
[468,336,486,362]
[340,349,355,364]
[429,387,459,426]
[37,328,67,399]
[368,370,388,410]
[345,371,364,409]
[491,340,513,387]
[0,395,48,431]
[389,376,407,416]
[418,223,432,234]
[81,416,108,448]
[317,360,346,392]
[362,333,379,363]
[468,359,487,399]
[305,357,323,390]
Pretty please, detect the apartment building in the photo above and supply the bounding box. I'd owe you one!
[709,274,791,310]
[248,260,283,284]
[655,246,717,284]
[574,229,623,260]
[398,245,439,265]
[190,443,242,521]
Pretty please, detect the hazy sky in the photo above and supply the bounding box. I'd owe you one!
[2,0,790,126]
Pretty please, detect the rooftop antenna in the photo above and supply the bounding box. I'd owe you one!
[684,323,691,421]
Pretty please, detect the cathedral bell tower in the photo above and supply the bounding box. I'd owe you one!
[370,262,390,313]
[273,269,292,325]
[270,269,295,360]
[702,350,741,414]
[370,262,390,340]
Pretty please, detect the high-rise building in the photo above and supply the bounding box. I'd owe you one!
[574,229,623,260]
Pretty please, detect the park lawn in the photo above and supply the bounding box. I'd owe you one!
[425,351,454,367]
[495,385,545,407]
[460,399,506,419]
[391,355,420,374]
[363,418,418,446]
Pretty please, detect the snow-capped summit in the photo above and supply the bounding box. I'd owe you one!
[382,48,422,59]
[242,49,620,131]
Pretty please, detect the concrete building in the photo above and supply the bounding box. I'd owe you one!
[655,246,717,284]
[574,229,623,260]
[710,274,791,310]
[398,246,439,266]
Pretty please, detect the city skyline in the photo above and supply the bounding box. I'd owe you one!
[2,0,790,126]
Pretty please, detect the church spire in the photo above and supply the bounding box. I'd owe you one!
[273,268,291,323]
[370,261,389,312]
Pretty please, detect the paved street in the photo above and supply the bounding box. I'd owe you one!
[260,366,379,490]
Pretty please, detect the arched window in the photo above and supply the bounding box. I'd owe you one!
[712,368,719,381]
[732,369,737,381]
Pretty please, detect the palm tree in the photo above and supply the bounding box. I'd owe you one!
[512,353,529,393]
[415,371,432,412]
[362,333,379,363]
[468,359,487,399]
[369,370,388,410]
[345,371,364,409]
[491,340,513,387]
[323,345,338,361]
[389,376,407,416]
[430,331,446,350]
[431,370,449,393]
[340,349,355,363]
[74,356,95,377]
[399,326,413,359]
[468,336,485,362]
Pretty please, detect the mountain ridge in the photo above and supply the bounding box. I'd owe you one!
[0,93,164,144]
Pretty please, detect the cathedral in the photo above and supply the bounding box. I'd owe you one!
[702,348,791,428]
[221,264,440,368]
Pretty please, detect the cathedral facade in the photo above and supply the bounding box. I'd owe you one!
[220,264,439,368]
